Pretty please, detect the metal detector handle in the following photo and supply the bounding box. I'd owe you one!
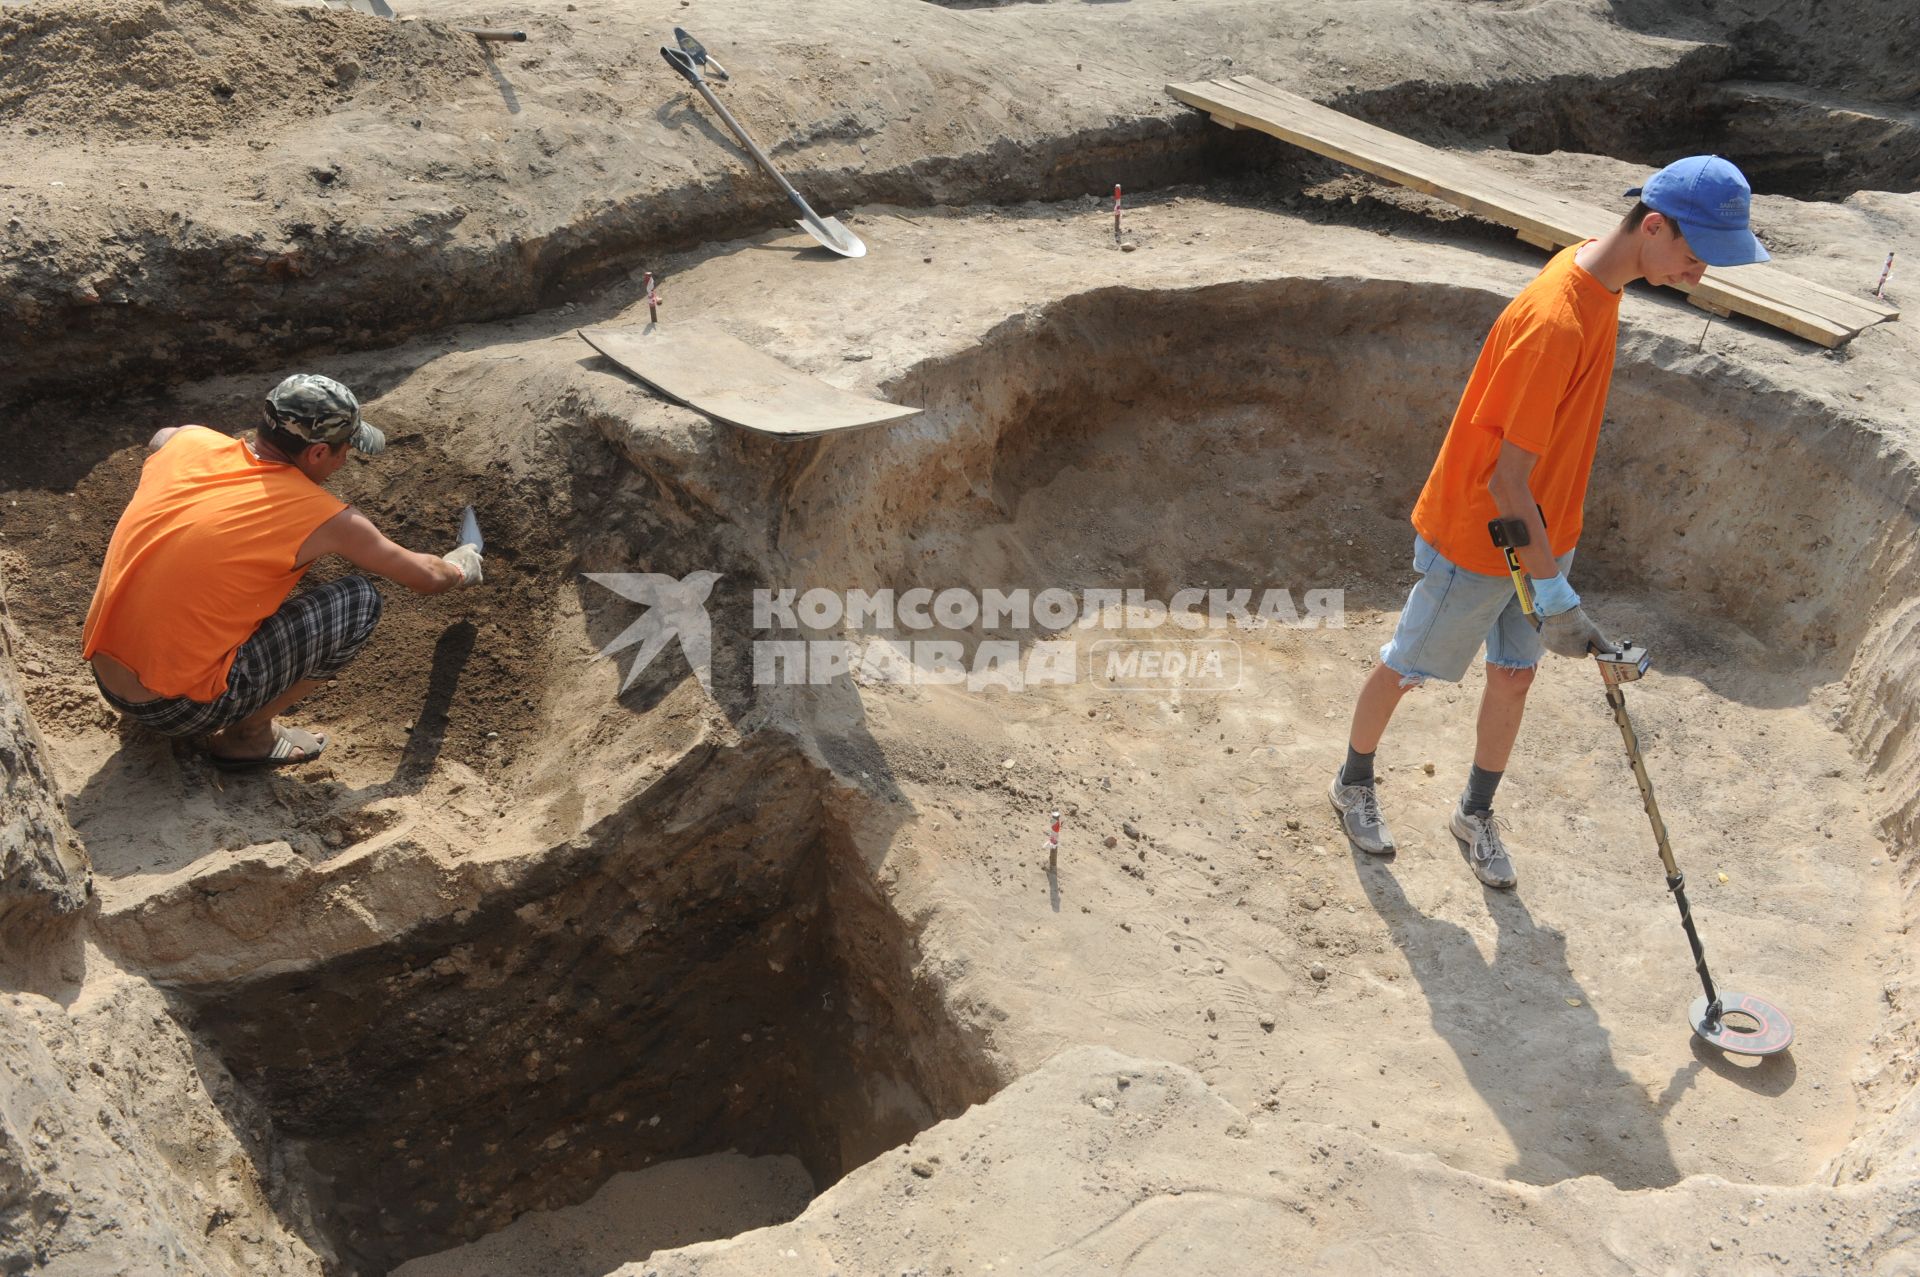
[1487,517,1540,624]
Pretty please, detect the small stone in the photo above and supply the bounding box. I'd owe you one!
[1122,822,1142,840]
[1120,242,1138,253]
[910,1160,935,1178]
[1286,818,1300,830]
[1709,1240,1723,1252]
[1255,849,1272,860]
[1258,1013,1276,1031]
[485,731,499,739]
[1091,1096,1116,1115]
[1001,758,1014,769]
[1422,761,1435,776]
[843,350,873,362]
[1119,921,1131,932]
[1301,894,1323,912]
[1104,835,1118,848]
[1309,963,1328,981]
[923,256,933,264]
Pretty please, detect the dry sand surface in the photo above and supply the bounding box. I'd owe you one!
[2,0,1918,1274]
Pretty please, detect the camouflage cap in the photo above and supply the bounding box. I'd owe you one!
[262,374,386,455]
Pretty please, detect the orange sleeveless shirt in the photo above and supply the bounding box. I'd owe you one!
[81,428,348,701]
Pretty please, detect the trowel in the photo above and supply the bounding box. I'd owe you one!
[458,506,483,553]
[660,30,866,258]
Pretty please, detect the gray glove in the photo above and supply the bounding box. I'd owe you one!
[442,543,484,587]
[1539,604,1610,659]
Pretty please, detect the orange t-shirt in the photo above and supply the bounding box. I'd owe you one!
[1411,245,1621,576]
[81,428,348,701]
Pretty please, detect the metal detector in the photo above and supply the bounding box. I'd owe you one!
[660,31,866,258]
[1489,517,1794,1057]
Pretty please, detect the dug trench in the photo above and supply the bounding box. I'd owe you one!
[0,363,1000,1273]
[766,275,1909,1190]
[2,254,1910,1270]
[166,732,996,1275]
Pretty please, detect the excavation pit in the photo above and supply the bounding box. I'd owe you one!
[168,732,995,1274]
[3,207,1911,1274]
[772,274,1906,1190]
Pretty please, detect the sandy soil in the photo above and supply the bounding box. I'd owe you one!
[393,1153,812,1277]
[2,0,1918,1273]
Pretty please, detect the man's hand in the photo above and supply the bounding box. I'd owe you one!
[1540,605,1612,659]
[442,543,484,587]
[300,507,472,594]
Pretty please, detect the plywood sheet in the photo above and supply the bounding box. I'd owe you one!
[580,323,920,438]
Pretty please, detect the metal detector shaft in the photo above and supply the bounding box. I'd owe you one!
[1596,661,1720,1017]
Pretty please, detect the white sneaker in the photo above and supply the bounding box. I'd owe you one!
[1329,773,1396,855]
[1450,801,1517,889]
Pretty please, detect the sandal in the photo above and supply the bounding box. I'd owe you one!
[208,724,327,772]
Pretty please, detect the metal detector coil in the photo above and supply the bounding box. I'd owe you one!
[1691,992,1794,1056]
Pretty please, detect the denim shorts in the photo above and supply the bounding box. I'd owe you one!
[1379,536,1575,685]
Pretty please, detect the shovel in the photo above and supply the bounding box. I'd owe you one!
[660,34,866,258]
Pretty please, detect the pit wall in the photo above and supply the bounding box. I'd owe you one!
[2,585,326,1275]
[166,728,993,1275]
[778,277,1920,1175]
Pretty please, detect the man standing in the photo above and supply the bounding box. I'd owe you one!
[82,374,485,770]
[1329,156,1771,888]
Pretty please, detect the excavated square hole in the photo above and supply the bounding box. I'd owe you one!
[170,737,994,1275]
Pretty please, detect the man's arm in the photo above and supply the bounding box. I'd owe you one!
[1487,441,1561,581]
[297,507,466,594]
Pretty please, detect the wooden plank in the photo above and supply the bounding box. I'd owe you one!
[579,323,921,438]
[1210,114,1240,130]
[1690,296,1734,319]
[1168,75,1894,347]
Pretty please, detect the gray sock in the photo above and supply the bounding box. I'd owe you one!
[1341,745,1375,788]
[1463,764,1502,816]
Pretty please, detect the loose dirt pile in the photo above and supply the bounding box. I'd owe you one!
[0,0,488,141]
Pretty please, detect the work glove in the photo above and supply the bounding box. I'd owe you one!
[1540,605,1612,659]
[442,543,484,587]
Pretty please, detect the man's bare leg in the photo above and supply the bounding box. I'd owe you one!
[205,677,330,760]
[1348,662,1417,755]
[1472,663,1535,771]
[1332,663,1419,855]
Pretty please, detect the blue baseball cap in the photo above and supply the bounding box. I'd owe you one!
[1625,155,1770,267]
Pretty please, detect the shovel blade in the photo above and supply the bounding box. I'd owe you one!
[794,213,866,258]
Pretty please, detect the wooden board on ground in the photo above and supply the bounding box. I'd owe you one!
[1168,75,1900,348]
[579,323,921,438]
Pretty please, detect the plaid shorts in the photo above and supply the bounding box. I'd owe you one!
[96,576,383,738]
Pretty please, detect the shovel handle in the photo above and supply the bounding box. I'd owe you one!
[661,44,704,86]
